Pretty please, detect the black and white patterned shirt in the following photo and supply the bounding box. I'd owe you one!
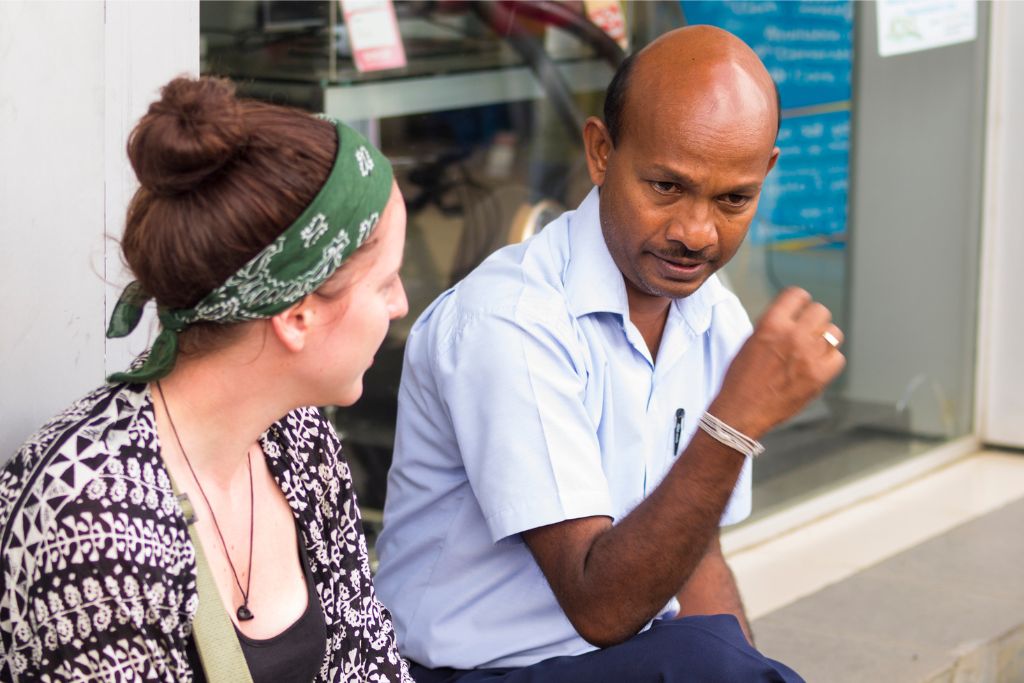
[0,382,411,682]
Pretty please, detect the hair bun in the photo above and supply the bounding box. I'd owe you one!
[128,76,249,195]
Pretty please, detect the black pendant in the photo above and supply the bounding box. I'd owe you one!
[237,604,254,621]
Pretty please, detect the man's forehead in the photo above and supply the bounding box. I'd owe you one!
[621,79,776,159]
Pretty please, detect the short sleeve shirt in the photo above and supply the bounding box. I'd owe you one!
[374,188,753,669]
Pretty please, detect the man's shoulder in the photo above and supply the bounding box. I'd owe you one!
[414,216,578,341]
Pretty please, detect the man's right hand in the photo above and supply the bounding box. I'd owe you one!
[709,287,846,441]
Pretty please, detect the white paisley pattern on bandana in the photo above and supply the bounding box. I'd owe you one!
[185,217,355,325]
[355,146,374,177]
[0,383,411,682]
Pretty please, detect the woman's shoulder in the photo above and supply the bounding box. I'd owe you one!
[264,406,341,468]
[262,406,348,506]
[2,383,154,521]
[9,382,139,455]
[0,383,196,680]
[0,382,187,576]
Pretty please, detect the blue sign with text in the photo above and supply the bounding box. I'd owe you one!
[680,1,853,245]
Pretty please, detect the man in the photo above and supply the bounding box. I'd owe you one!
[376,25,843,681]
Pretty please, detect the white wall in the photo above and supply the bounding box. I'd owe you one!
[0,1,198,459]
[978,1,1024,448]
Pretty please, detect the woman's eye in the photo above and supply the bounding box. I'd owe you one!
[650,181,677,194]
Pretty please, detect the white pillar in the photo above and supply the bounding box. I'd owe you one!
[102,1,201,378]
[978,1,1024,447]
[0,1,198,459]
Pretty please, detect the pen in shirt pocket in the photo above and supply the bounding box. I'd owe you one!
[672,408,685,456]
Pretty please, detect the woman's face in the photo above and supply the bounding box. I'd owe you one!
[309,183,408,406]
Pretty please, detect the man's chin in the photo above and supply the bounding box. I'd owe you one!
[643,275,711,300]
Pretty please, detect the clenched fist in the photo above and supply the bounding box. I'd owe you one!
[709,287,845,441]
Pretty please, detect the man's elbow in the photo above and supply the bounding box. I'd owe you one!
[568,610,641,649]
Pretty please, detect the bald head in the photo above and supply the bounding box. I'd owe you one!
[604,25,780,147]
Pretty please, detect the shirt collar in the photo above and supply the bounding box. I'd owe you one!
[672,270,731,337]
[565,187,630,318]
[564,187,734,335]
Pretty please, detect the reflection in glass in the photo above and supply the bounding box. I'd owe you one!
[200,1,983,551]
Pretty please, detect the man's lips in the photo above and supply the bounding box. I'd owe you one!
[649,253,711,280]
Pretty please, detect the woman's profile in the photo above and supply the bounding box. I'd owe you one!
[0,76,411,682]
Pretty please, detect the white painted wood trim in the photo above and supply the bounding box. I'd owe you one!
[977,1,1024,447]
[736,449,1024,621]
[723,434,979,556]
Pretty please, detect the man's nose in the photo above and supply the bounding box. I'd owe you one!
[665,198,717,252]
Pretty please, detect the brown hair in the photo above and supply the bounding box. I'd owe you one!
[121,76,337,354]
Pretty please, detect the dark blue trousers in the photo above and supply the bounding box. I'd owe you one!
[409,615,804,683]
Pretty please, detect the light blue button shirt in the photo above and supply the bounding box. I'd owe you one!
[375,188,753,669]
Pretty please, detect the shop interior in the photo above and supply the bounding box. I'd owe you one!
[200,1,983,559]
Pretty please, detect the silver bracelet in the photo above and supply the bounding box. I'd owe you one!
[698,412,765,458]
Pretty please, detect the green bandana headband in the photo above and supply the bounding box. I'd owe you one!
[106,117,393,383]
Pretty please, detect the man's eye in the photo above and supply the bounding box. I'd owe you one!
[650,181,677,194]
[720,194,750,207]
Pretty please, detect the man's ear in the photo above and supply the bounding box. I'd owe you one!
[767,146,780,174]
[583,116,613,187]
[270,298,314,353]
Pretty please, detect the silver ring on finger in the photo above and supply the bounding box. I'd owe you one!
[822,330,840,348]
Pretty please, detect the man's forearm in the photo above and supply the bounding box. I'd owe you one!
[526,429,747,646]
[675,536,753,644]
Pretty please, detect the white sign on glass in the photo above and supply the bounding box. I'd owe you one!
[877,0,976,57]
[340,0,407,73]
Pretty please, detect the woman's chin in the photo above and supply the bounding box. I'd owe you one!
[333,380,364,408]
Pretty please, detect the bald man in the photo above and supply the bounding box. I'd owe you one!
[376,26,842,682]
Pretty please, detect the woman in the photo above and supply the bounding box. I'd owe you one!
[0,77,411,682]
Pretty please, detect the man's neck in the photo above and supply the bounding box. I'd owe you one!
[626,286,672,361]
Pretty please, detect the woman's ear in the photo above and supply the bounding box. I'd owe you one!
[269,298,315,353]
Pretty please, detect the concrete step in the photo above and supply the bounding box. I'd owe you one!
[745,460,1024,682]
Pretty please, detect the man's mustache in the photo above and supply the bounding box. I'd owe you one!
[652,246,714,262]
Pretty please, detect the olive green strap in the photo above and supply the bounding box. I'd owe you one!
[173,488,255,683]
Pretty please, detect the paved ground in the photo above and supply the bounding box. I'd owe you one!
[752,497,1024,682]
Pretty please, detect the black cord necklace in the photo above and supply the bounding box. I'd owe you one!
[157,382,256,622]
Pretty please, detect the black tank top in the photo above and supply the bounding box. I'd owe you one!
[188,533,327,683]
